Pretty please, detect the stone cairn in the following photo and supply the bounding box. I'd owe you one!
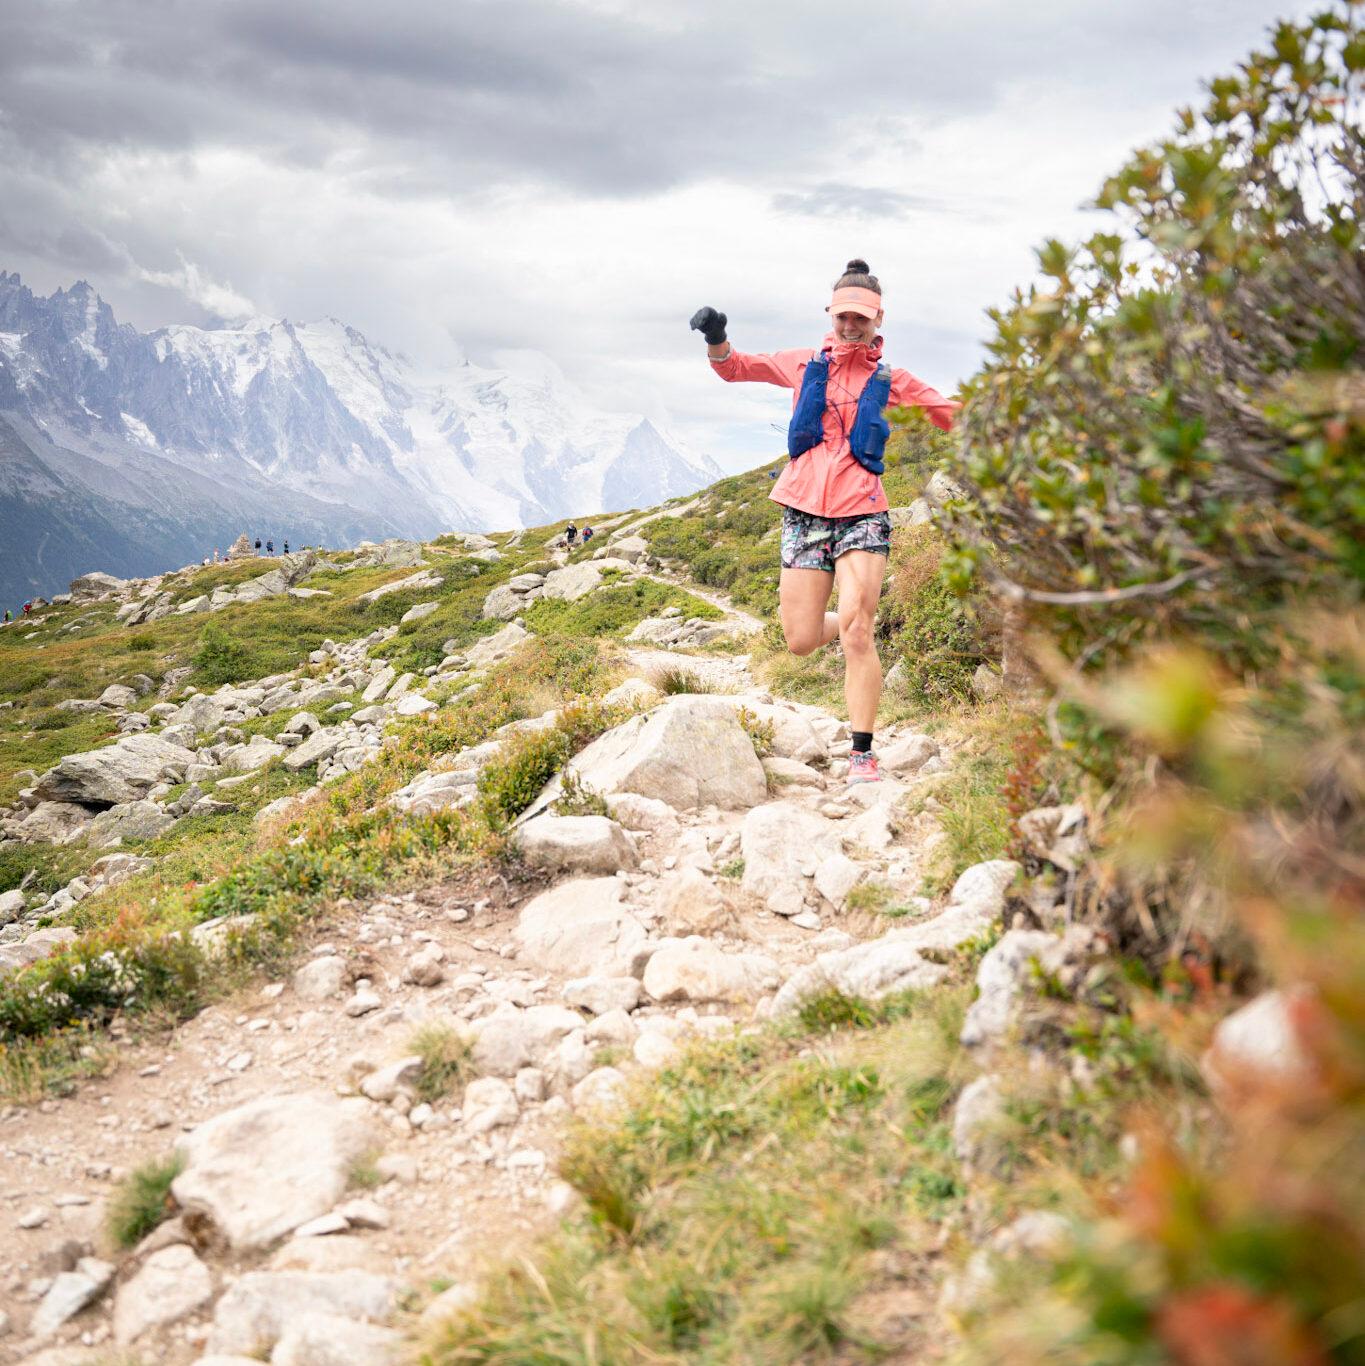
[226,534,254,560]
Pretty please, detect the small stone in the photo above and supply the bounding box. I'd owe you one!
[19,1206,49,1230]
[294,1213,350,1238]
[30,1256,114,1337]
[335,1198,390,1230]
[344,990,382,1017]
[375,1153,419,1184]
[293,956,348,1001]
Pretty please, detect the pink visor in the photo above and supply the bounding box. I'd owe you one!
[827,286,883,319]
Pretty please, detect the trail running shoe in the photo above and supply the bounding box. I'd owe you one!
[847,750,881,784]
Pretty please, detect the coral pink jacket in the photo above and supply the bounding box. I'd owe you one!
[711,333,959,519]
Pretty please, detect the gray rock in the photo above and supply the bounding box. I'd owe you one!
[293,956,348,1001]
[464,620,532,667]
[85,799,177,848]
[562,975,642,1015]
[516,814,638,875]
[958,929,1058,1051]
[772,859,1021,1015]
[217,737,287,775]
[70,571,128,600]
[878,732,939,774]
[360,1056,423,1103]
[97,683,139,709]
[173,1093,378,1250]
[461,1076,519,1134]
[205,1270,396,1356]
[951,1073,1007,1173]
[361,667,396,703]
[481,585,525,621]
[1203,988,1317,1094]
[540,558,636,601]
[272,1312,405,1365]
[400,601,439,624]
[655,867,731,934]
[470,1003,586,1076]
[112,1243,213,1343]
[17,800,97,843]
[572,1066,628,1111]
[29,1256,114,1337]
[357,570,443,604]
[566,696,767,812]
[740,800,844,917]
[283,712,322,737]
[725,700,826,766]
[33,733,198,805]
[1015,803,1088,873]
[642,937,780,1003]
[971,663,1003,700]
[388,769,476,816]
[511,878,649,978]
[282,729,344,773]
[0,889,25,924]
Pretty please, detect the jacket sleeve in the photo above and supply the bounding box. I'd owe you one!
[709,347,813,389]
[889,368,961,431]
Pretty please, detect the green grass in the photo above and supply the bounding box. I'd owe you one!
[409,1022,476,1103]
[0,635,626,1094]
[106,1151,185,1248]
[521,579,721,639]
[422,985,974,1363]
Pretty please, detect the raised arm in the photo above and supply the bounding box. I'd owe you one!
[689,304,812,388]
[889,368,961,431]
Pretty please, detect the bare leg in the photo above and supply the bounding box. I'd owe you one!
[779,568,838,655]
[833,550,888,733]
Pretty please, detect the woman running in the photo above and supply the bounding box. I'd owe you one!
[691,259,958,783]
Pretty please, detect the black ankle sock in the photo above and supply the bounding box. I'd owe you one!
[851,731,873,754]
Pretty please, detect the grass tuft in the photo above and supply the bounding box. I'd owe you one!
[106,1152,185,1248]
[409,1022,475,1103]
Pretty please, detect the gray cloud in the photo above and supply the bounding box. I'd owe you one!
[0,0,1320,200]
[772,184,949,221]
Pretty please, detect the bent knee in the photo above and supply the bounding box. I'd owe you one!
[840,619,877,654]
[784,630,822,657]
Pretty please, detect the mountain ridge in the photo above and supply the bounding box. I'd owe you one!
[0,271,721,607]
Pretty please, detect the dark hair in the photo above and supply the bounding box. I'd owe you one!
[835,258,881,294]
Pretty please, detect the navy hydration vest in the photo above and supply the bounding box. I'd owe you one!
[786,351,893,475]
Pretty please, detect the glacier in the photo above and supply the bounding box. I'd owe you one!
[0,271,720,607]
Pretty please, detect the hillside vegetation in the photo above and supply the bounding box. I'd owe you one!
[0,8,1359,1365]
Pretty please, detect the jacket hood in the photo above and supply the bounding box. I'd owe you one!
[822,331,885,362]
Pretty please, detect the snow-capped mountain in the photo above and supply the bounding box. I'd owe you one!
[0,271,720,606]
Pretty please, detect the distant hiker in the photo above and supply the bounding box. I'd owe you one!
[582,525,594,543]
[565,522,578,547]
[212,548,220,563]
[2,609,10,624]
[266,539,274,555]
[282,540,289,555]
[692,258,957,784]
[22,601,32,617]
[254,538,262,553]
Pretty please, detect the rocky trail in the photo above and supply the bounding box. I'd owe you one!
[0,538,1038,1365]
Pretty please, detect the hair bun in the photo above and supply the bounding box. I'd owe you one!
[845,258,871,275]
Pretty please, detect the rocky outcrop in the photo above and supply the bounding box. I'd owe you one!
[173,1093,379,1250]
[565,696,767,811]
[33,733,197,806]
[512,877,649,978]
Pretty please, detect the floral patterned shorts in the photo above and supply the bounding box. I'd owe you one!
[779,507,892,573]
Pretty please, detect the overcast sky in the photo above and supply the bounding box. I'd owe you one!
[0,0,1317,471]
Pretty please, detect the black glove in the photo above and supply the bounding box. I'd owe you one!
[689,306,728,346]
